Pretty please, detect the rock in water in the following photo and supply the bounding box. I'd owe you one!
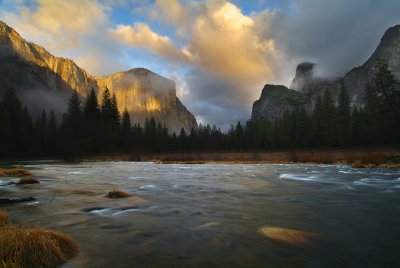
[259,226,320,246]
[0,197,36,205]
[104,189,133,199]
[16,177,39,185]
[0,20,197,132]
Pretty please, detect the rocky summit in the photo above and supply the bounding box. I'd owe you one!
[251,24,400,122]
[0,20,197,132]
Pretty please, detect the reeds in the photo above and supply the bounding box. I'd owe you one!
[0,168,32,177]
[0,211,9,227]
[0,226,79,268]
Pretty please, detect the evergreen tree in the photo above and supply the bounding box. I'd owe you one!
[84,88,100,118]
[337,86,351,146]
[368,59,400,143]
[58,90,82,159]
[47,110,57,155]
[321,89,337,146]
[121,109,132,151]
[100,88,120,151]
[312,95,323,146]
[34,110,47,155]
[82,88,101,153]
[179,127,187,151]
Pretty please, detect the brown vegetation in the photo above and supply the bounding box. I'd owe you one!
[0,168,32,177]
[105,189,133,199]
[139,147,399,166]
[0,226,79,268]
[16,177,39,185]
[0,211,9,227]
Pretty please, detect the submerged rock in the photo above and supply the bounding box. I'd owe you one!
[16,177,40,185]
[0,197,36,205]
[105,189,133,199]
[259,226,320,246]
[196,222,221,229]
[0,226,79,268]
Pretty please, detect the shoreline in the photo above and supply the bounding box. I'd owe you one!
[81,147,400,168]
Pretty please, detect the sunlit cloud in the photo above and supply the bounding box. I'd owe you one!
[113,23,189,63]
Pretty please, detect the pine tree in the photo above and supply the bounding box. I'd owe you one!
[337,86,351,146]
[84,88,100,118]
[121,109,132,151]
[368,59,400,143]
[58,90,82,159]
[47,110,57,155]
[321,89,336,146]
[82,88,101,153]
[312,95,323,146]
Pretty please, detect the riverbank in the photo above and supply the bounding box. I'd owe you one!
[81,147,400,167]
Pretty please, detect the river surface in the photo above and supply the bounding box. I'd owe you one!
[1,162,400,267]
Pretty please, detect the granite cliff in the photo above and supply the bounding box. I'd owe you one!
[0,20,197,132]
[251,25,400,121]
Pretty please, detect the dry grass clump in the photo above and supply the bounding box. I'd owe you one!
[104,189,133,199]
[0,211,9,227]
[16,177,39,185]
[0,168,32,177]
[0,226,79,268]
[351,161,376,168]
[259,226,320,246]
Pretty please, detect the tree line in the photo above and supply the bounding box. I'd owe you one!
[0,60,398,159]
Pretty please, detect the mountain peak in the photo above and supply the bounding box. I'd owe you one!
[0,20,197,131]
[289,62,316,92]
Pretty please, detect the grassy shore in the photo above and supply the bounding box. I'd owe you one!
[82,147,400,167]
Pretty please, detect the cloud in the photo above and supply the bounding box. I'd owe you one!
[254,0,400,80]
[113,23,189,63]
[153,0,189,25]
[187,1,279,85]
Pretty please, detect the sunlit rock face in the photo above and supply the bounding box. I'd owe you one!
[95,69,197,132]
[252,24,400,121]
[0,20,197,131]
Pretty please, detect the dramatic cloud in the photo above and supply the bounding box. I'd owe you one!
[187,1,279,84]
[254,0,400,81]
[113,23,189,63]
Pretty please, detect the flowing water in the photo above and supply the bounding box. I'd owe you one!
[1,162,400,267]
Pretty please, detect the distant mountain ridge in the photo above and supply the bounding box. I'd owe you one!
[252,24,400,122]
[0,20,197,132]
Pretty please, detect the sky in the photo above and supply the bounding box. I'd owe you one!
[0,0,399,129]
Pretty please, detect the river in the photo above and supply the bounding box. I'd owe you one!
[1,162,400,267]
